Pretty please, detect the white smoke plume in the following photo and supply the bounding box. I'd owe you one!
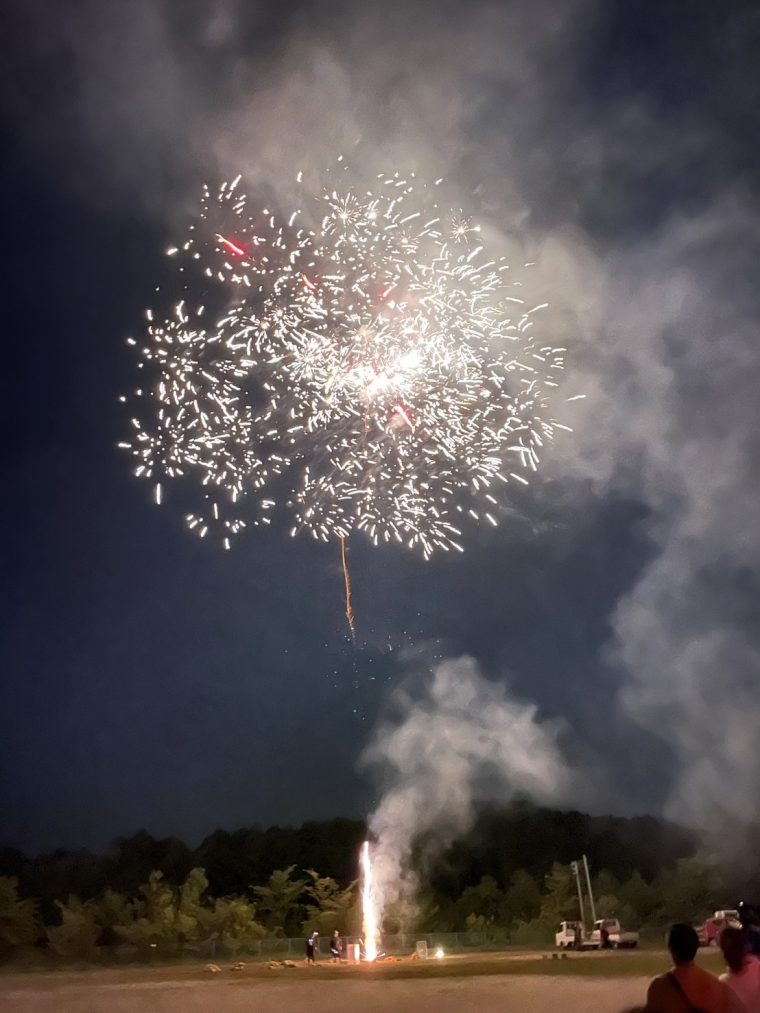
[562,204,760,830]
[360,655,575,919]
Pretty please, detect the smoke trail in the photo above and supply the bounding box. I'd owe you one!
[564,204,760,831]
[360,655,574,920]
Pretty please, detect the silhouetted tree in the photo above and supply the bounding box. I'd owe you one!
[503,869,542,925]
[107,831,194,895]
[619,870,658,926]
[0,876,39,959]
[539,863,578,927]
[654,855,719,924]
[46,896,100,961]
[115,868,207,957]
[456,875,504,927]
[252,866,306,935]
[196,895,266,954]
[302,868,356,935]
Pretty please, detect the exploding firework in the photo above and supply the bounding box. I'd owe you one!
[360,840,379,962]
[122,166,569,562]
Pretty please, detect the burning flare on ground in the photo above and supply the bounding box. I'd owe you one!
[361,840,379,961]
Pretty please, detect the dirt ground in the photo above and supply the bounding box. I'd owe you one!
[0,955,657,1013]
[0,971,651,1013]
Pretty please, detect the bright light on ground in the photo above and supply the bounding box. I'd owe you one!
[360,841,379,962]
[435,948,445,959]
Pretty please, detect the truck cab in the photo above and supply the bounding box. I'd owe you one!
[555,920,584,949]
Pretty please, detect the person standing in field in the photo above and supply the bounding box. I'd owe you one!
[330,929,343,963]
[646,923,741,1012]
[306,930,318,965]
[720,926,760,1011]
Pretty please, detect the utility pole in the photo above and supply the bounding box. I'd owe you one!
[570,860,586,931]
[582,853,597,925]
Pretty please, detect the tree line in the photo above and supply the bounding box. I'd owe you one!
[1,802,757,964]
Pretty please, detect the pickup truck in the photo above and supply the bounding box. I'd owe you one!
[588,918,639,949]
[696,910,741,947]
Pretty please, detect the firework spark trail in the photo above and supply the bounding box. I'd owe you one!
[122,165,570,563]
[340,535,356,643]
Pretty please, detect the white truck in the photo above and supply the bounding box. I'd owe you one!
[555,918,638,950]
[588,918,639,949]
[555,921,594,949]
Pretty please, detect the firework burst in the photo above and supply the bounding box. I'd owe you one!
[122,167,569,560]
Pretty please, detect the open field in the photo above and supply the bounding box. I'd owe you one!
[0,949,726,1012]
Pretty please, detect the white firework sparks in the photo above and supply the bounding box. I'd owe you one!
[122,169,568,557]
[360,840,379,962]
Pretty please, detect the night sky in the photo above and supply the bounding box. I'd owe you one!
[2,0,760,855]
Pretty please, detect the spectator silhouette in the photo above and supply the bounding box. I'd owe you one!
[719,925,760,1010]
[646,923,739,1012]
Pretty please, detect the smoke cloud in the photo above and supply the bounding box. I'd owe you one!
[360,655,575,917]
[7,0,759,833]
[568,204,760,830]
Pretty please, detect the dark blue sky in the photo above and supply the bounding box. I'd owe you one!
[2,0,759,853]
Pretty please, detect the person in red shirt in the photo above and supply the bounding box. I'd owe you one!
[647,923,742,1013]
